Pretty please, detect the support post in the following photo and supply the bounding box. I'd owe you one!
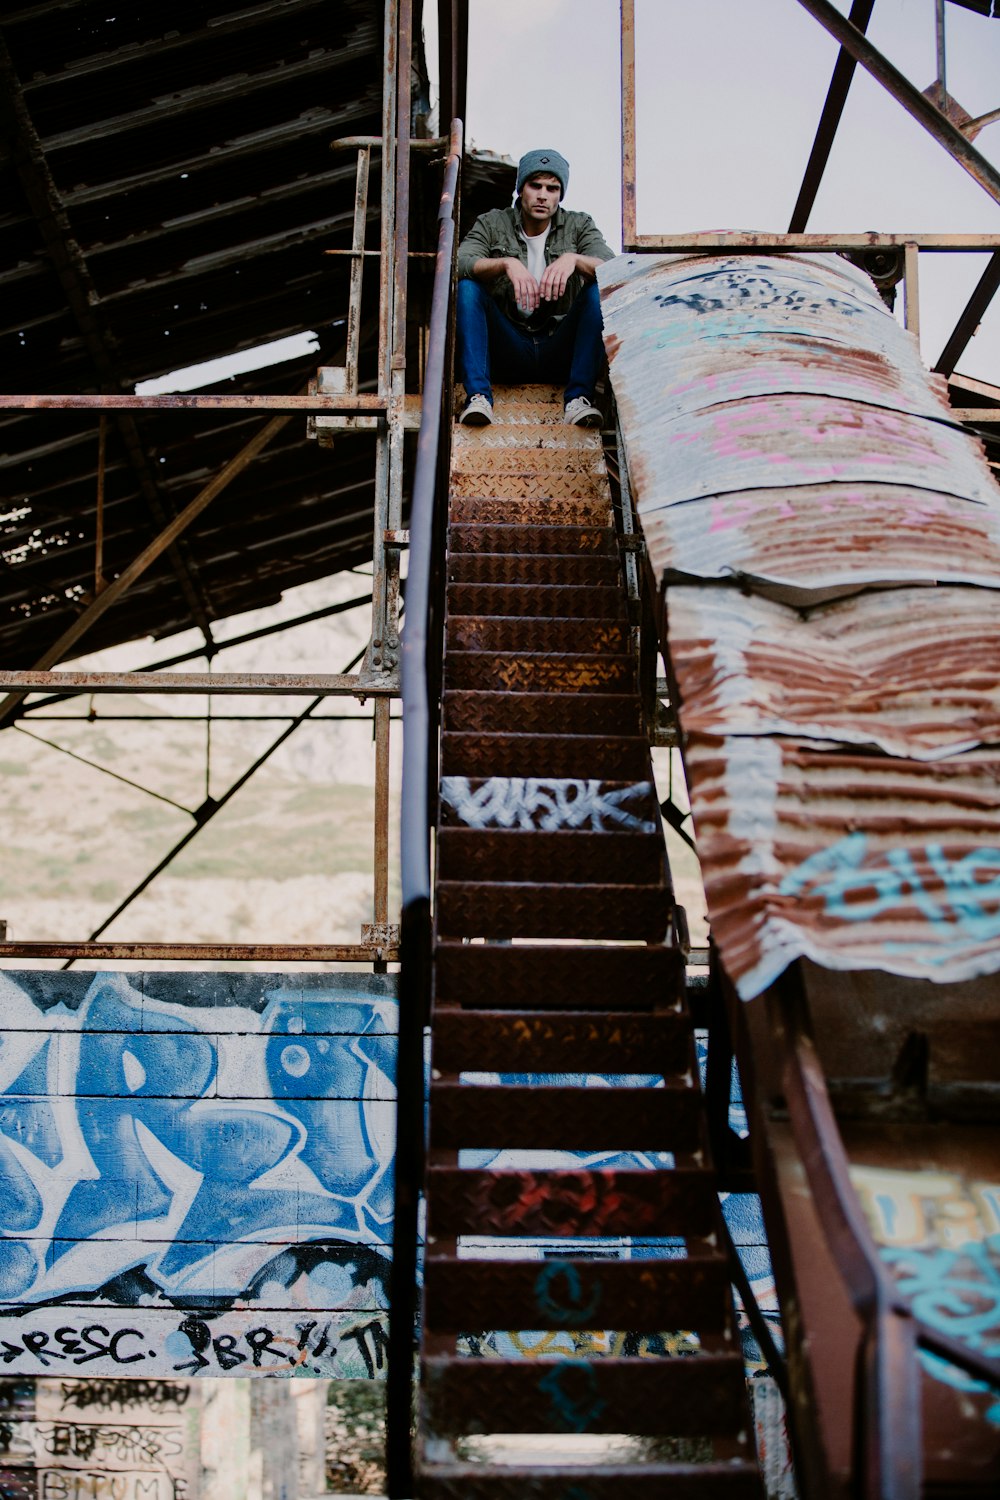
[620,0,637,247]
[903,241,920,342]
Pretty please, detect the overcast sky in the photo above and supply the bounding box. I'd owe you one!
[450,0,1000,382]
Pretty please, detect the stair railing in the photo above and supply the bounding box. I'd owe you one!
[386,116,463,1500]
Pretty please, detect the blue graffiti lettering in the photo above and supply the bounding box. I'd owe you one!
[0,974,395,1310]
[778,833,1000,947]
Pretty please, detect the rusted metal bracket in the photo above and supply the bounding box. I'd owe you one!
[0,940,401,962]
[361,922,401,960]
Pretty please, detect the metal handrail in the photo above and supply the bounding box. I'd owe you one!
[386,115,463,1500]
[776,965,1000,1497]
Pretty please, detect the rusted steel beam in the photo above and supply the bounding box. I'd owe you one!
[329,134,446,151]
[903,240,920,338]
[374,694,392,928]
[0,941,399,962]
[951,405,1000,421]
[933,251,1000,376]
[346,148,371,394]
[0,670,399,696]
[0,393,386,411]
[629,231,1000,251]
[795,0,1000,207]
[0,412,291,728]
[620,0,637,247]
[18,592,374,710]
[392,0,413,373]
[788,0,875,233]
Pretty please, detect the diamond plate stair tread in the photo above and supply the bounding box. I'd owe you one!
[451,454,606,484]
[422,1254,731,1333]
[443,692,640,737]
[438,776,659,831]
[430,1009,690,1074]
[429,1083,701,1152]
[436,828,664,884]
[417,1463,762,1497]
[448,524,617,556]
[453,422,604,451]
[447,582,625,619]
[426,1168,718,1238]
[421,1356,752,1438]
[451,473,608,502]
[440,734,651,780]
[445,651,635,691]
[449,496,613,526]
[433,943,685,1010]
[448,552,620,587]
[446,616,631,655]
[435,881,669,941]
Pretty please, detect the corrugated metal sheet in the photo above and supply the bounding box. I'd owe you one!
[603,250,1000,997]
[667,584,1000,759]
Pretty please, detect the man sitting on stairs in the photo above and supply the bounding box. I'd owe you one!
[455,147,615,428]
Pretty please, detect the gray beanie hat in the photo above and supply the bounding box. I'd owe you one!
[516,148,569,199]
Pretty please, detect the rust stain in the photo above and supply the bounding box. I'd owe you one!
[601,250,1000,996]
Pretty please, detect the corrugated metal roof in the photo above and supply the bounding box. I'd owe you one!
[0,2,506,665]
[604,250,1000,997]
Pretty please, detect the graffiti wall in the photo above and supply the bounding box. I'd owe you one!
[0,972,397,1379]
[0,1376,202,1500]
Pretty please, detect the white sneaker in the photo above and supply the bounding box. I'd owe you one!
[563,396,602,427]
[459,394,493,426]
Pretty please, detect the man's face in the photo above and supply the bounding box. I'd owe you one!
[520,173,562,230]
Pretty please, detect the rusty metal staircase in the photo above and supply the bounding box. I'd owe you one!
[413,385,762,1496]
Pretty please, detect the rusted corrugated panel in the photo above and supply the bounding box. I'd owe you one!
[667,584,1000,759]
[644,479,1000,602]
[605,250,1000,996]
[684,734,1000,998]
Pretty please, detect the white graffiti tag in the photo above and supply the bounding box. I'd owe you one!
[440,777,658,832]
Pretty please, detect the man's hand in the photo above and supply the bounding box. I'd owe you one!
[539,253,580,303]
[503,257,540,314]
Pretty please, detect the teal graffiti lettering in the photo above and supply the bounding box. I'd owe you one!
[924,844,1000,940]
[534,1262,601,1326]
[779,833,1000,943]
[537,1359,606,1434]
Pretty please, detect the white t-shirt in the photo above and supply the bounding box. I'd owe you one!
[524,225,549,284]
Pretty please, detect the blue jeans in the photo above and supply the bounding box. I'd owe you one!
[456,278,605,405]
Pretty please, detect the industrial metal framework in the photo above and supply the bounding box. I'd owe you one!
[2,0,997,971]
[0,0,471,968]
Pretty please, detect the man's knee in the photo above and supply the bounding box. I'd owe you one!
[457,277,488,316]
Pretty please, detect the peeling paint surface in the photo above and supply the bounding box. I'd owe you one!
[603,250,1000,996]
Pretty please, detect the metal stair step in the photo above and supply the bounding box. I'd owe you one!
[438,776,660,833]
[433,942,685,1010]
[447,581,625,619]
[451,472,608,503]
[416,1463,763,1498]
[448,523,618,556]
[445,650,635,691]
[430,1008,691,1075]
[436,828,664,884]
[421,1355,752,1438]
[448,551,620,587]
[442,690,640,737]
[435,880,669,941]
[422,1254,732,1333]
[449,495,612,526]
[445,615,631,655]
[440,732,651,780]
[426,1167,718,1238]
[429,1083,701,1152]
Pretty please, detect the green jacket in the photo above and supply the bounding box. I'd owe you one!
[456,204,615,330]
